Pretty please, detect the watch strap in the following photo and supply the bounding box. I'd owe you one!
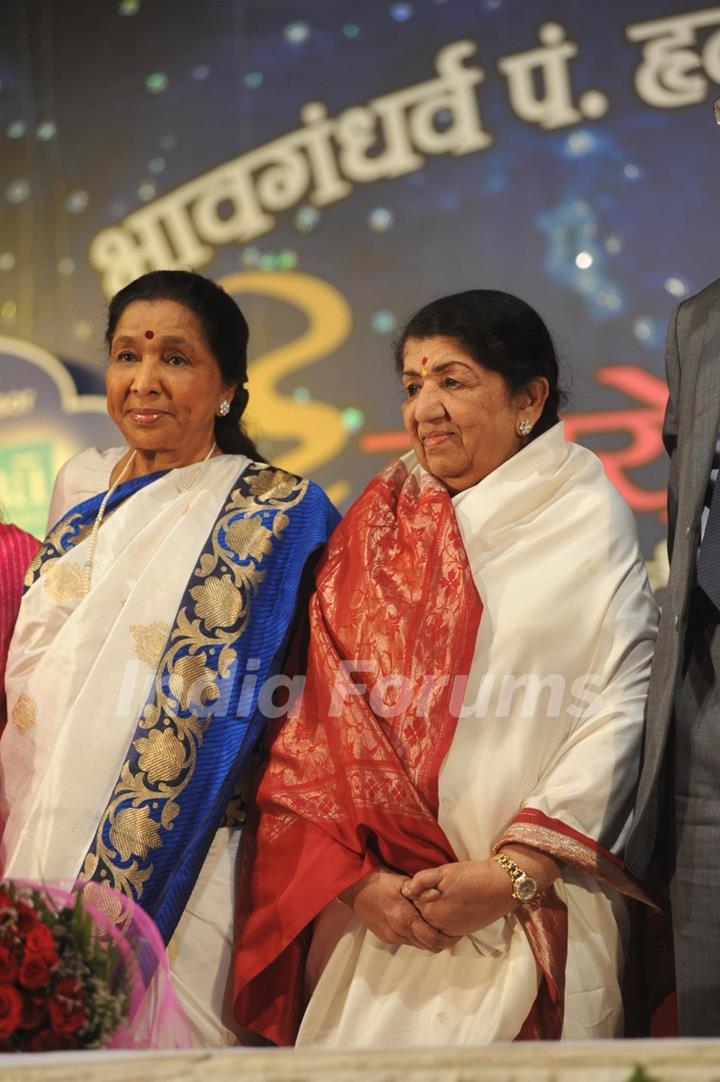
[493,851,541,908]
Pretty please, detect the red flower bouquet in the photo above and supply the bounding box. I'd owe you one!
[0,882,129,1051]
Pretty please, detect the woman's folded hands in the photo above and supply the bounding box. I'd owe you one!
[401,859,519,936]
[340,846,561,947]
[338,868,458,952]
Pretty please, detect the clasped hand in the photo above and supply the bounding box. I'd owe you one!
[341,850,559,947]
[339,859,517,950]
[401,859,517,936]
[339,869,458,952]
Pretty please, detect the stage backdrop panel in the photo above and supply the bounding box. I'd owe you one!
[0,0,716,583]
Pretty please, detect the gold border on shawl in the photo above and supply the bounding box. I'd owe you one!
[494,815,659,1038]
[495,820,653,905]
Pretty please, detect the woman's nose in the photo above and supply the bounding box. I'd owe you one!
[413,381,446,421]
[130,359,161,394]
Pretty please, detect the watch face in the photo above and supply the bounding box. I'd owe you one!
[515,874,538,902]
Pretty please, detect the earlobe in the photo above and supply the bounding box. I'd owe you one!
[218,384,241,418]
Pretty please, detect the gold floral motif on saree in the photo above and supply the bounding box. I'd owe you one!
[10,693,37,734]
[134,728,185,785]
[80,464,308,902]
[41,561,85,605]
[24,511,92,590]
[189,575,243,628]
[130,620,171,669]
[168,653,219,710]
[79,881,126,925]
[223,519,274,563]
[109,805,163,862]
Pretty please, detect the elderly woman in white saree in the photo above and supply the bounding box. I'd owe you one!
[0,270,339,1046]
[233,289,659,1046]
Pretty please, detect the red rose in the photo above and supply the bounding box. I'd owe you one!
[14,901,38,936]
[54,976,82,999]
[24,924,58,964]
[0,944,17,982]
[20,994,47,1031]
[49,979,85,1036]
[29,1028,78,1052]
[18,954,52,990]
[0,985,23,1039]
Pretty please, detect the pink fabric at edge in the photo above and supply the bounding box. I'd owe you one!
[0,523,40,730]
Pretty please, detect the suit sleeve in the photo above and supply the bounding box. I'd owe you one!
[664,304,681,561]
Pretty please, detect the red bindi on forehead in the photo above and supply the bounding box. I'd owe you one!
[145,330,154,340]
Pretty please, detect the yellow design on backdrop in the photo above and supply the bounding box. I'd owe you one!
[219,272,352,506]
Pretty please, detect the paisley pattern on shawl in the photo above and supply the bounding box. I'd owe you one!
[233,457,484,1045]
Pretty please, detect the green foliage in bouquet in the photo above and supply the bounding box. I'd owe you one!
[0,881,130,1051]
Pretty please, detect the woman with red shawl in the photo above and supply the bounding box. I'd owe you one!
[0,519,39,732]
[234,290,659,1046]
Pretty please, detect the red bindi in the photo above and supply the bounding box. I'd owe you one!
[145,330,154,339]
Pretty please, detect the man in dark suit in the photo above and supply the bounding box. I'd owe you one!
[627,278,720,1035]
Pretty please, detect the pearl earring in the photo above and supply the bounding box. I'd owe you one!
[518,419,533,436]
[218,400,231,417]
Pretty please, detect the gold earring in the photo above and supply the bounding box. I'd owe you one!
[518,419,533,436]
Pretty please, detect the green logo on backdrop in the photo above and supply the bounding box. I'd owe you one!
[0,441,54,538]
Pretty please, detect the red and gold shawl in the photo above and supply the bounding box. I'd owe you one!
[232,459,480,1043]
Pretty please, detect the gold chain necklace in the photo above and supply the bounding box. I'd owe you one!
[81,442,217,596]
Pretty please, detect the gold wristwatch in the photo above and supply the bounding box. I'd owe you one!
[494,852,540,907]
